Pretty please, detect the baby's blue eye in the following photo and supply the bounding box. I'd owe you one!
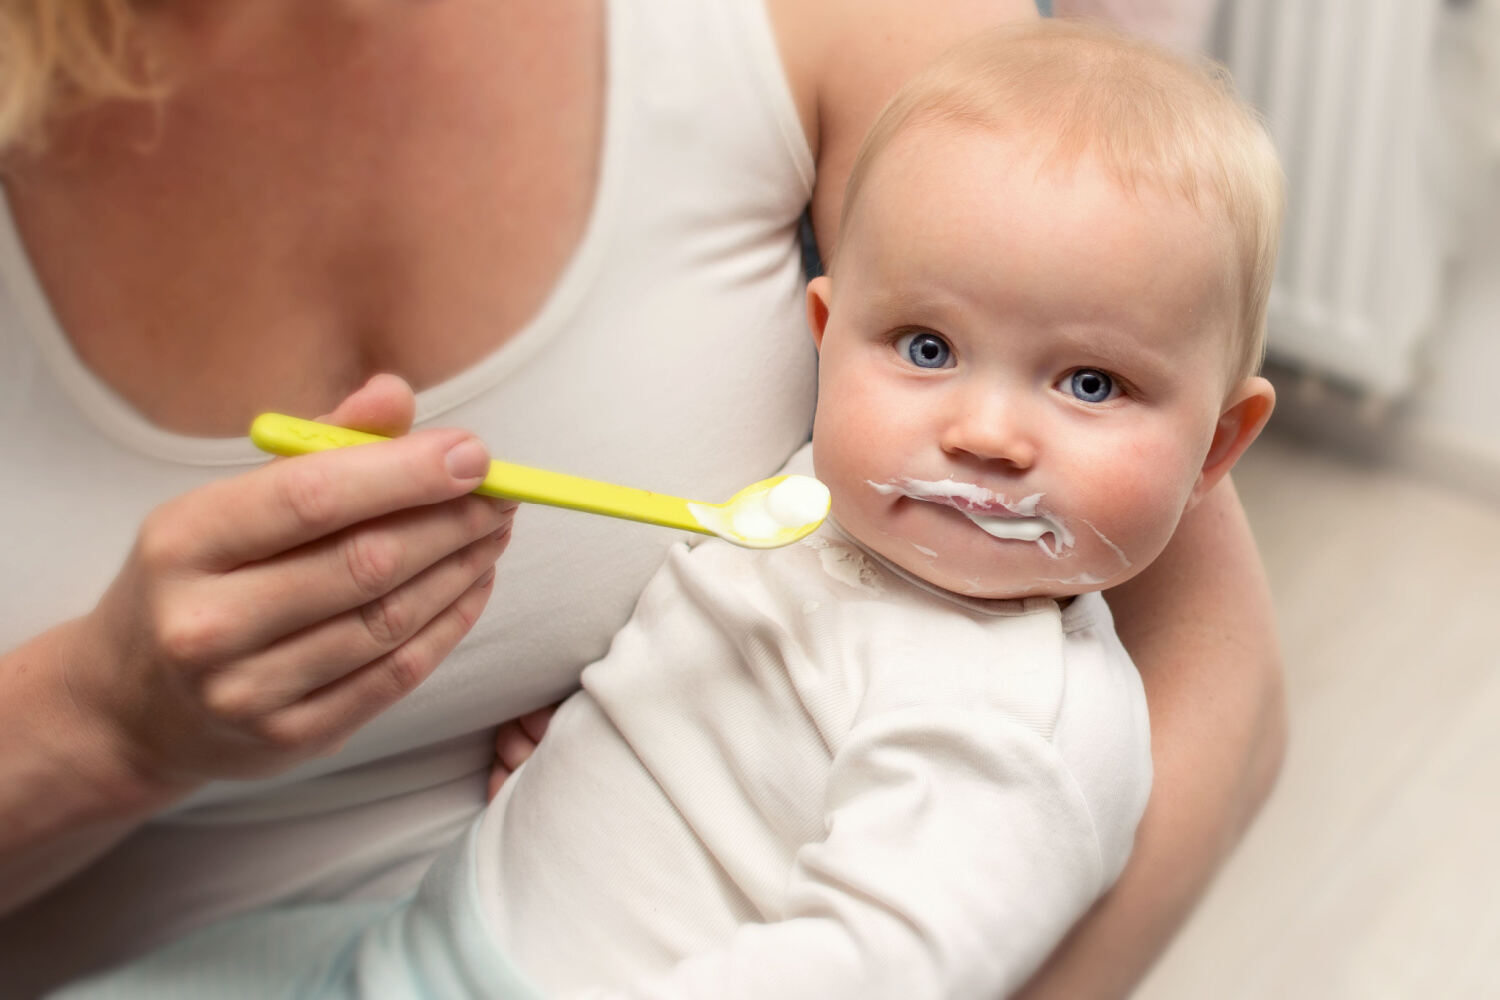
[1068,369,1117,403]
[896,331,953,369]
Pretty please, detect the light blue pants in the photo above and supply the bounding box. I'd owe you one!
[50,818,540,1000]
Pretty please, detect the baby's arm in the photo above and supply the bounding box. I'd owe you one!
[579,707,1108,1000]
[1015,480,1285,999]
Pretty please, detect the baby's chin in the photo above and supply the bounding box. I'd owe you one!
[876,538,1136,602]
[939,575,1081,602]
[834,500,1135,600]
[871,541,1071,601]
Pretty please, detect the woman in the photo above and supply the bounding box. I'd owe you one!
[0,1,1284,995]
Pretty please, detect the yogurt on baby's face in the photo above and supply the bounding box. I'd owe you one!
[839,471,1143,599]
[960,510,1053,542]
[868,477,1074,556]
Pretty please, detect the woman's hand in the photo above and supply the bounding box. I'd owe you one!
[68,374,517,790]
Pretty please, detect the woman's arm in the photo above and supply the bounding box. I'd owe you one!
[1014,476,1288,999]
[768,0,1042,255]
[0,619,192,912]
[0,377,513,914]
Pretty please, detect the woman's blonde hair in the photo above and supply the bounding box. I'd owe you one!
[838,17,1284,381]
[0,0,155,152]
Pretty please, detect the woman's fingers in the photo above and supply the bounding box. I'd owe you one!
[202,524,513,713]
[75,374,524,786]
[175,426,494,570]
[316,372,417,437]
[271,563,502,757]
[211,493,515,651]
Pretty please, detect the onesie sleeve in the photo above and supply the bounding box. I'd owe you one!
[576,683,1107,999]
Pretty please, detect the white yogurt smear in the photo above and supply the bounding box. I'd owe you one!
[962,512,1053,542]
[867,476,1073,556]
[1081,518,1132,570]
[801,536,886,594]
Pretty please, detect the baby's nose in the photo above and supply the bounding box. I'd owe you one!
[939,390,1038,469]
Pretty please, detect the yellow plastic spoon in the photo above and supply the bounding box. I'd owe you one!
[249,413,830,550]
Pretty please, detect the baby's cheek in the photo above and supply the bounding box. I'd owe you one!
[1074,475,1188,563]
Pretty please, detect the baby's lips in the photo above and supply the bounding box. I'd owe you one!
[948,499,1030,519]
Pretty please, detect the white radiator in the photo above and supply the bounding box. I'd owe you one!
[1215,0,1446,398]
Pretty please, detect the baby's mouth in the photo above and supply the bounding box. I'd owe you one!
[929,499,1064,550]
[867,477,1073,556]
[956,508,1056,543]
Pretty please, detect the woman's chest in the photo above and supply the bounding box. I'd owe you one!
[4,0,605,435]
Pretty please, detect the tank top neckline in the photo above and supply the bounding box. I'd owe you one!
[0,0,633,468]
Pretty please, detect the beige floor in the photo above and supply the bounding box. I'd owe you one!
[1137,425,1500,999]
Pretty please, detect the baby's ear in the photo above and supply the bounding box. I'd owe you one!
[1189,376,1276,508]
[806,276,833,351]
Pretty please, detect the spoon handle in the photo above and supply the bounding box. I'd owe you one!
[249,413,707,534]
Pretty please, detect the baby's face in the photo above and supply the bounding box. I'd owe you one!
[810,127,1244,599]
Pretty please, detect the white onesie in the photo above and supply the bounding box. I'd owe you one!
[51,478,1151,999]
[481,513,1153,996]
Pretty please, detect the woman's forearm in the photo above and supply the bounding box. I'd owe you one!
[0,619,188,914]
[1014,476,1288,999]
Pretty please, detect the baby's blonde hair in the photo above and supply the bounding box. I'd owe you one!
[838,17,1284,381]
[0,0,155,153]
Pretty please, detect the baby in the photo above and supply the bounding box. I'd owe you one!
[55,17,1281,1000]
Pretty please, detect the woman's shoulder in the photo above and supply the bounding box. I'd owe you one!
[764,0,1041,246]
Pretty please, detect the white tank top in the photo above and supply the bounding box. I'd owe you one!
[0,0,816,985]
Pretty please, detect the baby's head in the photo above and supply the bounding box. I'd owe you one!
[806,18,1282,599]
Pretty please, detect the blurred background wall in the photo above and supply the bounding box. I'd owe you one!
[1219,0,1500,507]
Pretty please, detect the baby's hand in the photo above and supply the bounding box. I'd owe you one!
[487,705,555,799]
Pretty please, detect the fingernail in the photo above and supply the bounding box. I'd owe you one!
[475,566,496,587]
[445,438,489,481]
